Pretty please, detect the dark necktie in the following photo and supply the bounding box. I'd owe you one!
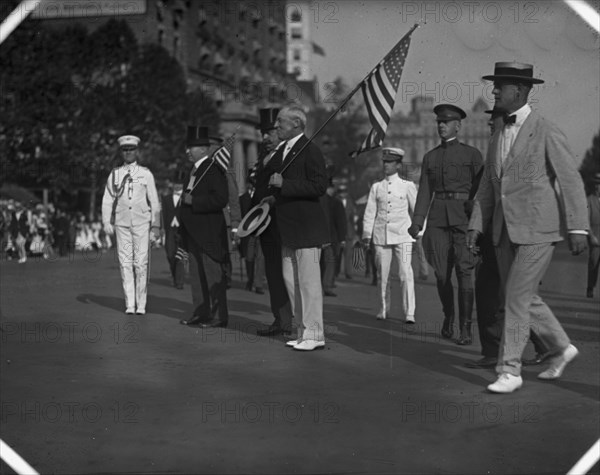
[269,141,287,170]
[503,114,517,125]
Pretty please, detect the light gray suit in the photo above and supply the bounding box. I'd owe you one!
[469,109,588,376]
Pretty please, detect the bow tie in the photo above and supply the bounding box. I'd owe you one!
[503,114,517,125]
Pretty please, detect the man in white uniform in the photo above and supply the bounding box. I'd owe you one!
[362,147,417,323]
[102,135,161,315]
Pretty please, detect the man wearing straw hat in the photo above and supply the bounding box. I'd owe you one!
[178,126,230,328]
[362,147,417,324]
[101,135,161,315]
[468,62,588,393]
[263,105,329,351]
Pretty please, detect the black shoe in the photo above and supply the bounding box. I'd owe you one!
[324,290,337,297]
[441,316,454,339]
[200,320,228,328]
[245,281,253,291]
[464,356,497,369]
[180,315,204,326]
[255,287,265,295]
[257,326,286,336]
[175,284,184,290]
[587,288,594,298]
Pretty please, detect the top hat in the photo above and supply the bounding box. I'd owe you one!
[186,126,223,147]
[256,108,280,132]
[237,203,271,238]
[117,135,140,149]
[482,62,544,84]
[433,104,467,121]
[381,147,405,162]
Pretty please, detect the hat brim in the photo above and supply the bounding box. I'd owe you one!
[482,74,544,84]
[238,203,271,238]
[255,214,272,236]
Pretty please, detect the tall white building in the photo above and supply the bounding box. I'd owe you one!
[286,2,313,80]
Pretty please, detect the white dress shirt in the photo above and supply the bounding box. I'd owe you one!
[500,103,531,165]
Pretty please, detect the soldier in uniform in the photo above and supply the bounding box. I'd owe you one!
[251,107,294,336]
[408,105,483,345]
[102,135,161,315]
[362,147,417,323]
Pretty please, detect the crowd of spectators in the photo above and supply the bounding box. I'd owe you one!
[0,200,115,263]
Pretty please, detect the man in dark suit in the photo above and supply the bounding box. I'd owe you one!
[178,126,230,328]
[161,176,185,289]
[408,104,483,345]
[263,105,329,350]
[251,107,294,336]
[320,179,347,297]
[239,177,265,294]
[468,62,588,393]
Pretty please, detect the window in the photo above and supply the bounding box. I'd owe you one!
[290,9,301,22]
[293,49,301,61]
[291,27,302,39]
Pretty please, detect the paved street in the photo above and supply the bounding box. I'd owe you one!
[1,243,598,474]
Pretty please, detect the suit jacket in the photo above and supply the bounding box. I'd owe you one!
[179,159,229,262]
[470,110,588,245]
[413,140,483,228]
[271,134,329,249]
[161,193,181,234]
[238,190,253,257]
[363,173,417,245]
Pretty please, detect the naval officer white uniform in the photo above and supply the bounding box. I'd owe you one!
[362,147,417,323]
[101,135,161,315]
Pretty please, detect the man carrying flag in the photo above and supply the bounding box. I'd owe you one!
[178,126,230,329]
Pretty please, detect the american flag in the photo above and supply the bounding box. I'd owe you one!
[211,135,234,173]
[351,28,415,158]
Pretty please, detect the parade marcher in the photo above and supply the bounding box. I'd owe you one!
[320,179,347,297]
[239,176,265,294]
[408,104,483,345]
[261,105,329,350]
[101,135,161,315]
[161,175,185,289]
[178,126,230,328]
[251,107,295,337]
[468,62,588,393]
[465,109,548,369]
[363,147,417,323]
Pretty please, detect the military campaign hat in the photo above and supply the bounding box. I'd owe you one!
[256,108,280,132]
[186,126,223,147]
[117,135,140,149]
[433,104,467,121]
[381,147,405,162]
[482,62,544,84]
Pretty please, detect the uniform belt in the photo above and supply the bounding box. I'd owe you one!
[435,192,470,200]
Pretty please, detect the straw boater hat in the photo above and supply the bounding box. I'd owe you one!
[482,62,544,84]
[237,203,271,238]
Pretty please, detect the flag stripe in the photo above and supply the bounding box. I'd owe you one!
[351,29,414,157]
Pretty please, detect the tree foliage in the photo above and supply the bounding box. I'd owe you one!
[0,17,218,209]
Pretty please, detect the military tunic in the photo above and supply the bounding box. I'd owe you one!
[101,162,161,312]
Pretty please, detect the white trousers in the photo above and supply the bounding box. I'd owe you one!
[282,246,324,342]
[115,223,150,311]
[374,243,416,319]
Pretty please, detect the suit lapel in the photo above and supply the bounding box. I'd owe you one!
[503,111,538,173]
[279,135,307,174]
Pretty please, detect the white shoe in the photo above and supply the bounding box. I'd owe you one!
[286,339,300,347]
[293,340,325,351]
[125,307,135,315]
[487,373,523,393]
[538,344,578,380]
[136,308,146,315]
[405,316,416,324]
[376,314,387,320]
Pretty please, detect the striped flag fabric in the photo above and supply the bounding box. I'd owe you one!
[351,30,414,158]
[211,131,237,172]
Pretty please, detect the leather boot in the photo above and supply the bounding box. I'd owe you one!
[457,289,474,345]
[437,280,455,339]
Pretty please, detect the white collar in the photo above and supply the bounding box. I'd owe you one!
[193,156,209,169]
[283,133,303,151]
[507,104,531,127]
